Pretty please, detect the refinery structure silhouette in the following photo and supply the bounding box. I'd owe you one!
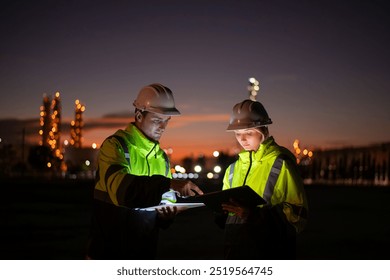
[35,92,91,176]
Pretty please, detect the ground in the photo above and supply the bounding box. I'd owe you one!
[1,178,389,260]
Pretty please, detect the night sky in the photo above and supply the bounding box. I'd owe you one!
[1,0,389,161]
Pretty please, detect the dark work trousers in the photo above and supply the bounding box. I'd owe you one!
[87,200,159,260]
[223,209,296,260]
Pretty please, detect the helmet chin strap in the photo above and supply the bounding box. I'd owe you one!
[257,133,270,150]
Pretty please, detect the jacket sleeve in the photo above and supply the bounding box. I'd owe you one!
[123,174,170,208]
[274,159,309,233]
[95,137,170,208]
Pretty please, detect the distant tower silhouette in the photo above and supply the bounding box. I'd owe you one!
[50,92,63,161]
[38,91,64,170]
[39,94,52,147]
[70,100,86,148]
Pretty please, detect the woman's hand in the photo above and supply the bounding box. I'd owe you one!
[156,205,178,220]
[221,199,252,220]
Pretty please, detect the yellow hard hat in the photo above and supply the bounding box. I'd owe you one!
[227,99,272,131]
[133,83,181,115]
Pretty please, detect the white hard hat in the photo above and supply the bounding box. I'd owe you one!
[133,83,180,116]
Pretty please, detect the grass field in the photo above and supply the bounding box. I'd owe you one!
[1,177,389,260]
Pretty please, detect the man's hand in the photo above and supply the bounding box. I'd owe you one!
[170,179,204,196]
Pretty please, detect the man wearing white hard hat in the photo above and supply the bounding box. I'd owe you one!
[87,83,203,260]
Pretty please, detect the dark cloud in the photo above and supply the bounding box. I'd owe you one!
[101,111,134,119]
[0,115,132,146]
[0,118,39,145]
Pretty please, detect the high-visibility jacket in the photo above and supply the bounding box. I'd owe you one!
[222,136,308,233]
[87,123,173,259]
[94,123,172,208]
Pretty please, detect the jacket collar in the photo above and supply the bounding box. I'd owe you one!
[125,123,160,157]
[238,136,275,162]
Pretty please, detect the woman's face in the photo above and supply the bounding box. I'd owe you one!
[234,128,263,151]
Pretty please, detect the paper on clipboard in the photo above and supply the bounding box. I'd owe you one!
[141,202,205,211]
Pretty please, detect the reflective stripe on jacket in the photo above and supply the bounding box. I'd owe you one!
[94,123,171,206]
[222,136,308,233]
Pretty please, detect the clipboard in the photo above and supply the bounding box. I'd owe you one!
[184,185,267,213]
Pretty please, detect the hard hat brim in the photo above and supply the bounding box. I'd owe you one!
[147,107,181,116]
[226,120,272,131]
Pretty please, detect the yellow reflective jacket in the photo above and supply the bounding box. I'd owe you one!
[223,136,308,233]
[94,123,171,207]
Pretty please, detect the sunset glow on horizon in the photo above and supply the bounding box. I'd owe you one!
[1,1,389,160]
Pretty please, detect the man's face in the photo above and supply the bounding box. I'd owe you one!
[138,112,171,142]
[234,128,263,151]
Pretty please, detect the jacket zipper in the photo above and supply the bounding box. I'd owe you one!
[145,143,157,176]
[242,150,253,186]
